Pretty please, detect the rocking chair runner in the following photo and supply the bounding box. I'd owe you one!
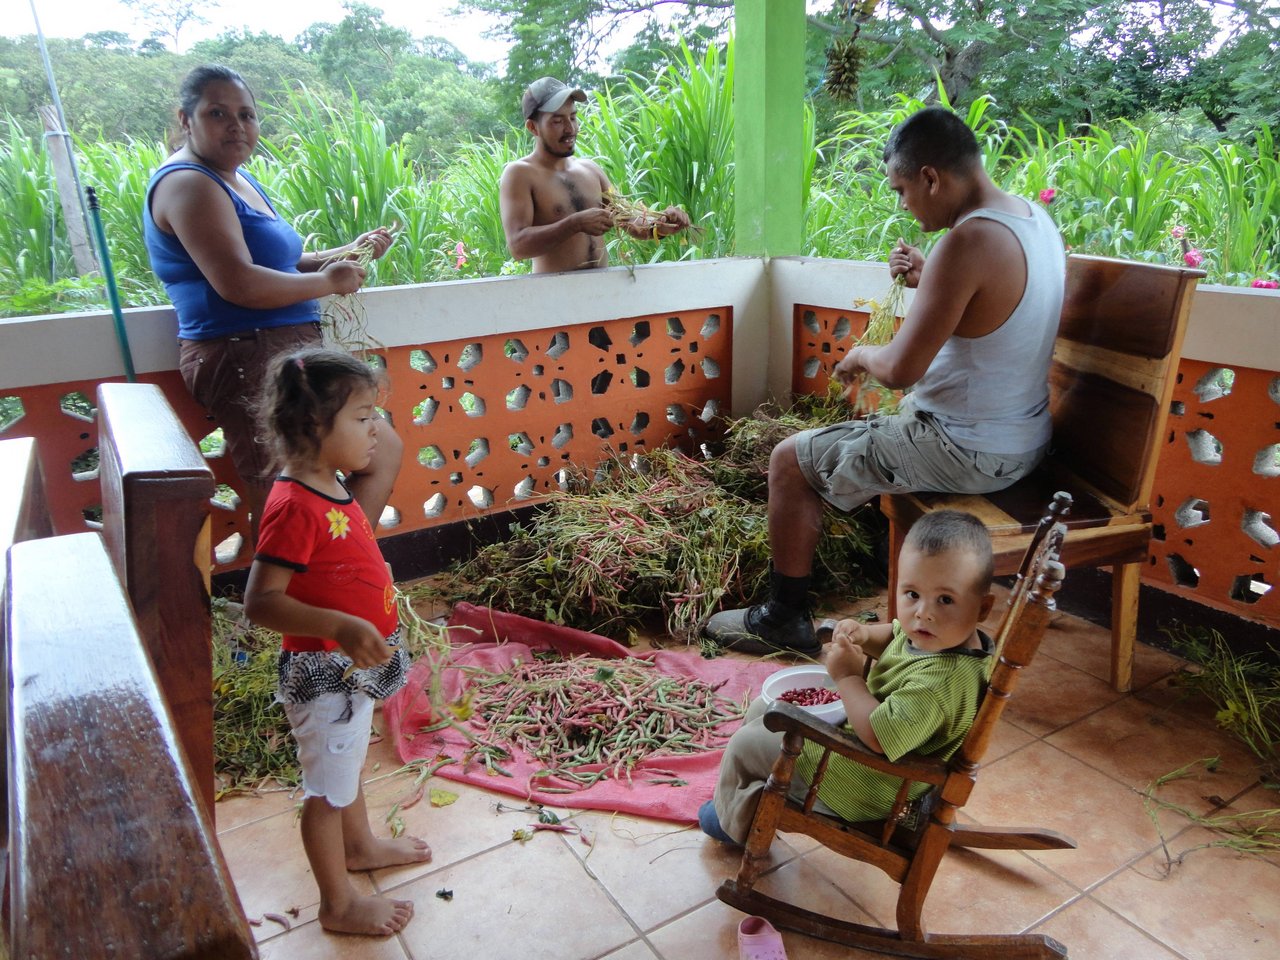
[717,493,1075,960]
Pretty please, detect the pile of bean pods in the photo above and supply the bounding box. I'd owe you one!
[461,653,748,790]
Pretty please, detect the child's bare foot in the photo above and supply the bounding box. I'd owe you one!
[346,835,432,871]
[319,894,414,936]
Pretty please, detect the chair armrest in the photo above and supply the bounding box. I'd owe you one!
[761,701,951,788]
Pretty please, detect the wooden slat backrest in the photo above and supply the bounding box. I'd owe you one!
[953,525,1066,788]
[5,532,256,958]
[1049,255,1202,509]
[97,382,217,817]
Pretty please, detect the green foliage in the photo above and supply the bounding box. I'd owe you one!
[436,134,525,277]
[4,29,1280,319]
[0,115,71,293]
[77,137,171,306]
[806,93,1280,279]
[2,274,109,318]
[585,39,736,264]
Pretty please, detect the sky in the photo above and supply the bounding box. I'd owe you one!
[14,1,512,66]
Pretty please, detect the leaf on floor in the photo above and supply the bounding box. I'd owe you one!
[430,787,459,807]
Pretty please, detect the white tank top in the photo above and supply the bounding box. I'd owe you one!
[908,201,1065,454]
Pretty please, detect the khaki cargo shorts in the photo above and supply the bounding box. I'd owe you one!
[793,397,1047,513]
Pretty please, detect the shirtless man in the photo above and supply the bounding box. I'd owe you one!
[705,106,1066,656]
[499,76,691,273]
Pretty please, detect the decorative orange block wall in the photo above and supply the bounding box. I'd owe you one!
[1147,360,1279,628]
[0,307,733,574]
[383,307,732,539]
[791,304,868,392]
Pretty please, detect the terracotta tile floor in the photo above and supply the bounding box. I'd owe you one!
[217,594,1280,960]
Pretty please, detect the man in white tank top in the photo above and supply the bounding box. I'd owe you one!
[706,107,1065,656]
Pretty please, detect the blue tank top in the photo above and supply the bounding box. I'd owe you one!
[143,162,319,341]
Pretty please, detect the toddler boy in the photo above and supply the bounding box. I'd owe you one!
[701,510,996,842]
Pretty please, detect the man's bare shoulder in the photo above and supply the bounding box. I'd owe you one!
[568,156,606,174]
[500,156,537,185]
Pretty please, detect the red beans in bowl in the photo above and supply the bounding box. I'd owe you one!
[778,686,841,707]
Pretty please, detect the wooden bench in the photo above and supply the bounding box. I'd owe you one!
[97,382,217,814]
[5,531,257,958]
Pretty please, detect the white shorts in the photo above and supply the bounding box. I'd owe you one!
[284,691,374,808]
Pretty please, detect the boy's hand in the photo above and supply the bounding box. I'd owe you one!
[334,616,394,668]
[825,620,872,681]
[832,345,870,389]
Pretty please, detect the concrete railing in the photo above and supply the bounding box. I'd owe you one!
[1,257,1276,627]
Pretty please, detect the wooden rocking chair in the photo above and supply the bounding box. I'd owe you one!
[717,493,1075,959]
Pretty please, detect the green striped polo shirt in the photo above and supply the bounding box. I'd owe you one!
[795,620,993,824]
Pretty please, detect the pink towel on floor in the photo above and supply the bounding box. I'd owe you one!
[383,603,779,823]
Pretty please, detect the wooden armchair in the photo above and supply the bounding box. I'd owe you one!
[717,494,1073,959]
[881,255,1203,692]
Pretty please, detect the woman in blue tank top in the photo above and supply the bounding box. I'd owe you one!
[144,65,402,544]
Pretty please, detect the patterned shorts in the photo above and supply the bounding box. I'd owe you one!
[276,626,409,712]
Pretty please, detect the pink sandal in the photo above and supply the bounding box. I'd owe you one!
[738,916,788,960]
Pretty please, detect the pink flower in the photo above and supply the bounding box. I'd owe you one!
[1183,248,1204,268]
[454,241,467,269]
[1038,188,1056,204]
[1170,225,1187,239]
[1252,279,1279,289]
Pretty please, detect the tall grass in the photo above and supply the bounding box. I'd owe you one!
[0,116,72,289]
[78,137,170,306]
[583,39,737,265]
[257,89,426,289]
[1181,130,1280,283]
[3,43,1279,319]
[437,134,524,277]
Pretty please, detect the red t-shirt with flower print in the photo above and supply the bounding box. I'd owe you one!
[254,476,397,652]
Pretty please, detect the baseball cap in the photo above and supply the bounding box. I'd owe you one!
[522,77,587,120]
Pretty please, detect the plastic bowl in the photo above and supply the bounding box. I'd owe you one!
[760,664,846,724]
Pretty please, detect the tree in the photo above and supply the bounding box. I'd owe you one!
[456,0,732,106]
[304,3,418,102]
[121,0,220,52]
[387,64,507,169]
[607,18,722,78]
[458,1,1279,131]
[0,35,186,141]
[82,31,135,51]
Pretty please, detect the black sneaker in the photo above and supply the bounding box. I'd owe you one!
[703,601,820,656]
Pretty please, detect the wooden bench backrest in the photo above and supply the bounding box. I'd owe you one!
[97,382,217,815]
[1,436,53,855]
[1049,255,1203,510]
[0,437,52,553]
[5,532,256,958]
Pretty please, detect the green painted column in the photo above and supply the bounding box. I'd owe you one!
[734,0,807,257]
